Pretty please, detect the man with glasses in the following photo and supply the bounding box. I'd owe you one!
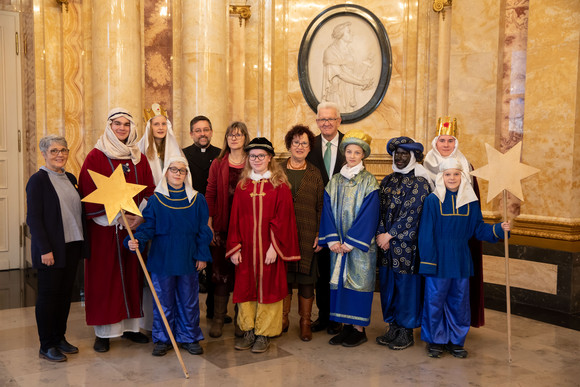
[306,102,345,335]
[183,115,222,321]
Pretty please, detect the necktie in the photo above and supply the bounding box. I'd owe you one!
[324,141,332,177]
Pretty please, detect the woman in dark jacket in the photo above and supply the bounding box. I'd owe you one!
[280,125,324,341]
[26,135,86,362]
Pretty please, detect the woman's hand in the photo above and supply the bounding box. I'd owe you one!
[501,221,511,232]
[313,236,322,253]
[125,214,144,231]
[231,251,242,265]
[376,233,393,250]
[208,217,217,246]
[41,252,55,266]
[196,260,207,271]
[128,239,139,251]
[265,244,277,265]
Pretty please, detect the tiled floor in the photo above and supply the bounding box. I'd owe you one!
[1,293,579,386]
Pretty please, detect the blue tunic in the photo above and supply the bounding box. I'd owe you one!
[319,170,379,326]
[418,191,503,278]
[127,186,213,275]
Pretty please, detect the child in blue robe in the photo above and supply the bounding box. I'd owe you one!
[126,156,212,357]
[418,158,510,358]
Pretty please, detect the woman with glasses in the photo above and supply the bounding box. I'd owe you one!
[126,156,212,357]
[27,135,88,362]
[205,122,249,338]
[79,108,156,353]
[280,125,324,341]
[226,137,300,353]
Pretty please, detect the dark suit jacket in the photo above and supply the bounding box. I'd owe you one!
[306,131,345,186]
[26,169,88,269]
[183,143,221,195]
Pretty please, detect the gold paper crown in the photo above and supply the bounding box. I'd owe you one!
[343,129,372,146]
[436,116,458,137]
[143,103,168,122]
[339,130,373,158]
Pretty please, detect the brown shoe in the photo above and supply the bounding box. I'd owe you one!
[209,295,229,338]
[298,295,314,341]
[282,294,292,333]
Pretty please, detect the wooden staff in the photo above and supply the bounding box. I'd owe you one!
[502,190,512,363]
[121,211,190,379]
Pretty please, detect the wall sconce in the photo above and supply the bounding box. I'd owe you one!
[229,5,251,27]
[56,0,69,13]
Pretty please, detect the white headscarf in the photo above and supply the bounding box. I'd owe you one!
[155,155,197,202]
[392,152,435,191]
[138,114,183,186]
[424,136,472,185]
[434,158,478,208]
[94,108,142,164]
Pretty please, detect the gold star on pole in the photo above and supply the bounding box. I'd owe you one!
[470,142,539,203]
[81,165,147,224]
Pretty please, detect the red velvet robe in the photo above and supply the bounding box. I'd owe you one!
[226,179,300,304]
[79,149,155,326]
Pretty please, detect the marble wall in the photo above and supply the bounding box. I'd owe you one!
[21,0,580,242]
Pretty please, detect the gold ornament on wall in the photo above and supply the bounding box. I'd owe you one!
[230,5,251,27]
[433,0,452,19]
[55,0,69,13]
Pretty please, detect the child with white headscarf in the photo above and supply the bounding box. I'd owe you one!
[125,155,212,357]
[418,158,510,359]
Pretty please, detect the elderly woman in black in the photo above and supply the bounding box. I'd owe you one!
[26,135,86,362]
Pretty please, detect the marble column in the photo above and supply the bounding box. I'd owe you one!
[229,8,247,122]
[180,0,228,144]
[91,0,142,141]
[436,6,452,118]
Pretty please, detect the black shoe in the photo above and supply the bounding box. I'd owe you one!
[224,315,233,324]
[342,327,367,347]
[93,337,110,353]
[181,342,203,355]
[376,324,400,346]
[122,331,149,344]
[57,339,79,354]
[327,321,343,335]
[152,342,172,357]
[328,324,353,345]
[39,347,67,362]
[446,343,468,358]
[311,318,328,333]
[388,328,414,350]
[427,343,444,358]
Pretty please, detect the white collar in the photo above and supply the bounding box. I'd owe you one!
[250,170,272,181]
[340,161,364,179]
[322,133,339,147]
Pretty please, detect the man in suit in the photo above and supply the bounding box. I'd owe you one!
[182,115,223,321]
[306,102,345,335]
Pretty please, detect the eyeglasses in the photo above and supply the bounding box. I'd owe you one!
[49,148,69,156]
[316,118,338,124]
[168,167,188,175]
[249,154,267,161]
[291,141,309,148]
[227,133,244,139]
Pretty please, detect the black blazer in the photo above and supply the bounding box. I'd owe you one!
[182,143,221,195]
[26,169,88,269]
[306,131,345,186]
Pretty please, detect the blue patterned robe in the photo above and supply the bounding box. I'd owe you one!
[319,169,379,326]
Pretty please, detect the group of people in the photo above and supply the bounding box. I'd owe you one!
[27,101,510,363]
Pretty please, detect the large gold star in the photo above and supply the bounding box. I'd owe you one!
[81,165,147,224]
[470,142,539,203]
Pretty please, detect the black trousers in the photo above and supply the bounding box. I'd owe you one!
[36,242,81,351]
[314,248,331,322]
